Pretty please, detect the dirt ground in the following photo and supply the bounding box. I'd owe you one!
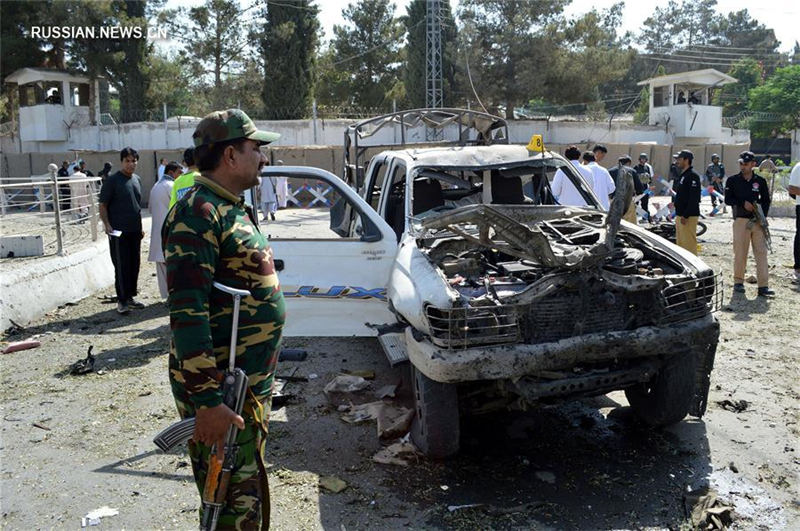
[1,203,798,530]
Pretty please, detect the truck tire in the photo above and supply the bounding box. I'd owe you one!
[410,365,460,458]
[625,352,696,426]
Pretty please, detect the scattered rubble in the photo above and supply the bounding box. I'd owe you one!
[323,374,369,394]
[339,401,414,440]
[684,488,735,530]
[80,506,118,527]
[372,438,420,467]
[343,369,375,380]
[716,399,750,413]
[375,384,397,399]
[2,339,41,354]
[319,476,348,493]
[1,214,797,529]
[69,346,95,375]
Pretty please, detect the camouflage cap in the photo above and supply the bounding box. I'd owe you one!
[192,109,280,148]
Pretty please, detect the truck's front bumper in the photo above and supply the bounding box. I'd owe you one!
[406,313,720,383]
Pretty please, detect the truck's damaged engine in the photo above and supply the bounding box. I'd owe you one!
[418,206,720,350]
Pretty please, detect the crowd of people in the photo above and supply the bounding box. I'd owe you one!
[551,144,800,295]
[55,158,109,218]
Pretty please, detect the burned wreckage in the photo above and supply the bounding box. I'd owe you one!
[268,109,722,458]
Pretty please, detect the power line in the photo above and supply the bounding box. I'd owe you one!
[648,53,785,64]
[263,1,318,13]
[524,94,641,112]
[641,54,785,67]
[690,43,787,52]
[317,19,423,70]
[645,46,783,58]
[464,49,488,114]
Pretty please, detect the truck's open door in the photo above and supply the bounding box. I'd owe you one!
[261,166,397,337]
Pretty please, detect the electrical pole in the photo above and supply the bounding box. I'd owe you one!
[426,0,443,140]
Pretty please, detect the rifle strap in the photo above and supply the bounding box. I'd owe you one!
[243,387,271,529]
[256,438,271,529]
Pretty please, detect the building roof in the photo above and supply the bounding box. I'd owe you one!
[5,67,93,85]
[637,68,737,88]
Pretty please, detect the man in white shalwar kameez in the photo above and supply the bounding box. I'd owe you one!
[260,174,278,221]
[148,162,178,298]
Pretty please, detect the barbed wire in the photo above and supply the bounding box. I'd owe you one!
[722,111,787,129]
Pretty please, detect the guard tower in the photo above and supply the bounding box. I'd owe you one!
[637,69,737,141]
[4,68,100,150]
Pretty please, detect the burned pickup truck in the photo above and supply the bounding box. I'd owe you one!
[264,109,721,458]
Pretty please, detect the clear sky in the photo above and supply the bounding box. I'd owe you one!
[164,0,798,53]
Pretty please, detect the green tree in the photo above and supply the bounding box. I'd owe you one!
[179,0,249,95]
[748,65,800,137]
[226,59,267,118]
[639,3,785,76]
[260,0,320,119]
[708,10,784,74]
[0,1,51,120]
[640,0,719,53]
[712,58,763,118]
[318,0,402,108]
[7,0,163,123]
[144,50,197,116]
[633,87,650,124]
[402,0,457,109]
[0,1,50,84]
[550,4,635,108]
[458,0,568,118]
[710,10,780,52]
[314,48,352,111]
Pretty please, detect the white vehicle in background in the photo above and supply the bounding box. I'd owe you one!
[264,109,721,458]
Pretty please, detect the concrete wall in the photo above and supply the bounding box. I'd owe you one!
[3,140,754,202]
[1,116,750,154]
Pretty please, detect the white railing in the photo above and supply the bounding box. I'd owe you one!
[0,166,102,257]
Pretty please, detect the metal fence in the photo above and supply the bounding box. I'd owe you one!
[0,166,102,258]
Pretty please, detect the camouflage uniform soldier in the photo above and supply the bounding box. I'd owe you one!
[162,109,283,529]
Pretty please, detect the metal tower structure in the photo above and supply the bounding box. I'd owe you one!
[425,0,443,140]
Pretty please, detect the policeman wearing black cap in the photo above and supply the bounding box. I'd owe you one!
[724,151,773,296]
[671,150,702,254]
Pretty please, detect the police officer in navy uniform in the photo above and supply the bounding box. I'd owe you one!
[724,151,773,296]
[671,150,702,254]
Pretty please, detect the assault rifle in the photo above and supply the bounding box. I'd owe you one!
[748,203,772,252]
[153,281,251,531]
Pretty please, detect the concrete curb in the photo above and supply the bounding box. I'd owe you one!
[0,237,114,330]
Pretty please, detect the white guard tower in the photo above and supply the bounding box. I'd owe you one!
[4,68,100,150]
[637,69,737,141]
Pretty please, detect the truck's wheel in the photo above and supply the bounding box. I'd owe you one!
[410,365,460,458]
[625,352,696,426]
